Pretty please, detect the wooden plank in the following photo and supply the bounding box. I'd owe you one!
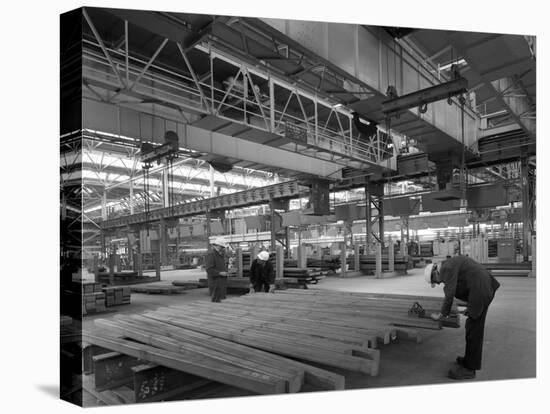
[224,295,442,330]
[169,301,396,344]
[218,298,440,331]
[164,304,379,347]
[117,314,343,390]
[141,312,377,375]
[153,308,371,352]
[83,332,287,395]
[188,307,376,347]
[143,310,367,361]
[95,319,303,393]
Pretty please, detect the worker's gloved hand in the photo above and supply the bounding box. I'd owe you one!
[268,284,275,293]
[219,271,228,277]
[248,284,255,294]
[430,312,443,321]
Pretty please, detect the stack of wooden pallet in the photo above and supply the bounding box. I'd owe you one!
[84,292,106,315]
[81,282,106,315]
[102,287,131,307]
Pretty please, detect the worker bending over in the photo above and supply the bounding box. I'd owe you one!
[249,251,276,293]
[426,255,500,380]
[205,238,229,302]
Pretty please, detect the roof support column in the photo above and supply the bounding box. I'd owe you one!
[365,179,385,252]
[209,165,215,197]
[101,190,107,221]
[521,157,531,262]
[129,180,134,215]
[162,168,170,209]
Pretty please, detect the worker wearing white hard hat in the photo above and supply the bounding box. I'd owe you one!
[424,255,500,380]
[424,262,440,288]
[211,237,229,249]
[249,250,276,294]
[205,238,229,302]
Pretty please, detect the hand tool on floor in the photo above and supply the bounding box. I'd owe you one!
[408,302,460,328]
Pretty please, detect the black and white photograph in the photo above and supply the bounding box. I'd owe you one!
[4,1,544,412]
[58,3,540,408]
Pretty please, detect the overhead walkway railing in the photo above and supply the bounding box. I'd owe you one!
[101,180,307,229]
[81,33,396,170]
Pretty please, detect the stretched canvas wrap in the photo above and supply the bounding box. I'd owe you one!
[60,6,536,407]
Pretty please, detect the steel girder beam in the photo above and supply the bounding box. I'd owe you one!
[83,98,344,179]
[381,77,468,117]
[101,180,307,229]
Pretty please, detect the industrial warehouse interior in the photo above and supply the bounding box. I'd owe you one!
[4,1,547,413]
[57,4,540,408]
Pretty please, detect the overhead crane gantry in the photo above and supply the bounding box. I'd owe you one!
[80,8,398,178]
[100,180,308,230]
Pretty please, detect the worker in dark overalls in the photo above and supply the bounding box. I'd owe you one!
[205,238,228,302]
[249,251,276,293]
[426,255,500,380]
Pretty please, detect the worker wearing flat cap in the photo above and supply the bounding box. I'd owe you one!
[249,250,276,294]
[205,238,229,302]
[426,256,500,380]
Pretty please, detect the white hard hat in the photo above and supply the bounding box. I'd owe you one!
[425,263,436,287]
[211,238,228,248]
[257,251,270,261]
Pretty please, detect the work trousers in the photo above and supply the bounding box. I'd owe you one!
[211,276,227,302]
[463,305,489,370]
[463,281,499,371]
[253,281,270,293]
[207,274,214,296]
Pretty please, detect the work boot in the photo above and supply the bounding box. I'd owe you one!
[448,365,476,380]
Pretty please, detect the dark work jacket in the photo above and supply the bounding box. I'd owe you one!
[440,256,500,318]
[249,259,275,286]
[205,248,227,278]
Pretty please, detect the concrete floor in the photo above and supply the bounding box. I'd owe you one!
[82,266,536,399]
